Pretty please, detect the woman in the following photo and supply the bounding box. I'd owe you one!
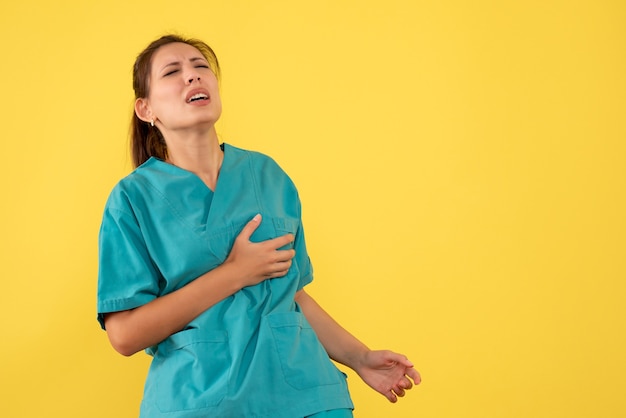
[97,34,420,418]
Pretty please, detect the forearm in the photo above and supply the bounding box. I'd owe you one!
[104,215,296,356]
[104,262,242,356]
[295,289,369,370]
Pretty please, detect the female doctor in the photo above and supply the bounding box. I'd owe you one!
[97,34,420,418]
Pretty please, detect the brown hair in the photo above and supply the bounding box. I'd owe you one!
[130,34,221,168]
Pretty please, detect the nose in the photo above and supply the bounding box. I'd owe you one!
[186,75,201,84]
[185,66,202,84]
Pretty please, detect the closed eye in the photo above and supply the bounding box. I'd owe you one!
[163,69,179,76]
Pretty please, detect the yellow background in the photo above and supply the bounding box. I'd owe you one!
[1,1,624,417]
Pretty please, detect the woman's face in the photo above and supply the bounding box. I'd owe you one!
[138,42,222,133]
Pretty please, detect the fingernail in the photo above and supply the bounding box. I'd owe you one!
[252,214,261,222]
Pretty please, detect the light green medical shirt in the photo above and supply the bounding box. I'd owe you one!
[97,144,354,417]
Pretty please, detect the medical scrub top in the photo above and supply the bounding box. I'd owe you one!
[97,144,354,417]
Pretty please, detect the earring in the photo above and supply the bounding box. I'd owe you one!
[150,119,154,127]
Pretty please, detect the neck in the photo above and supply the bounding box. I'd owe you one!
[163,125,224,190]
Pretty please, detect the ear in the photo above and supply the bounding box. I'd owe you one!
[135,98,154,123]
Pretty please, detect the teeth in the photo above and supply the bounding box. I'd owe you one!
[188,93,208,102]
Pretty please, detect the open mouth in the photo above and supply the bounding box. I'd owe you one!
[187,93,209,103]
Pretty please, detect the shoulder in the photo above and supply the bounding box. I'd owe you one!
[225,143,300,197]
[225,143,288,175]
[103,159,161,212]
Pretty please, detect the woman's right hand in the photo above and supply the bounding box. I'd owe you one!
[224,214,296,288]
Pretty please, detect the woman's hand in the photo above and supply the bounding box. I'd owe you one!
[224,214,296,288]
[354,350,421,403]
[295,291,421,403]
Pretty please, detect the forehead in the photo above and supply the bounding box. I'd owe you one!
[152,42,206,67]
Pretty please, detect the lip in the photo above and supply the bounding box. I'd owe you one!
[185,88,211,104]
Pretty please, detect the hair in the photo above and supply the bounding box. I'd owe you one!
[130,34,221,168]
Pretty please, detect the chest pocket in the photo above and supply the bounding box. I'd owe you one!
[270,217,298,250]
[244,216,298,249]
[196,215,297,275]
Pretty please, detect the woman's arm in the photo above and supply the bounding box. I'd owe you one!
[295,289,421,402]
[105,214,294,356]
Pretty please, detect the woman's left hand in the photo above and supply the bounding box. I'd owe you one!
[354,350,421,402]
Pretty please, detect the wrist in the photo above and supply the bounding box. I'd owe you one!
[344,345,371,372]
[217,261,246,293]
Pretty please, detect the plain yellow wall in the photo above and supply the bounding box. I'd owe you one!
[1,1,624,417]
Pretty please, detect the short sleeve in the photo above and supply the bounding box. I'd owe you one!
[293,196,314,290]
[97,191,161,329]
[293,223,313,290]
